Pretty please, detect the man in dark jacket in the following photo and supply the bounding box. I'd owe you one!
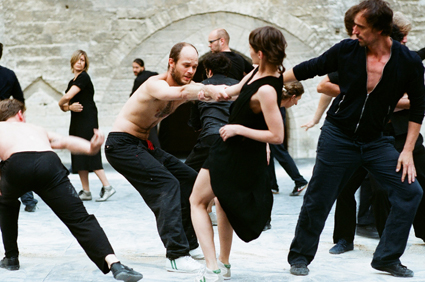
[285,0,425,278]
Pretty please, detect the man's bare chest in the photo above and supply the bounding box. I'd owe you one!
[154,101,179,119]
[366,60,387,93]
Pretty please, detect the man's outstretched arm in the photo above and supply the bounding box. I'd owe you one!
[48,129,104,155]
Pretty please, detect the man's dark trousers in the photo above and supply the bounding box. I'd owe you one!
[288,121,423,268]
[105,132,198,260]
[0,152,114,273]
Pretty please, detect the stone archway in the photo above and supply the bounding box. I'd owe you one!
[103,11,318,157]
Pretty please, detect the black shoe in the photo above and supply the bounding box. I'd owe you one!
[271,186,279,194]
[290,264,309,276]
[356,224,379,239]
[24,204,37,212]
[0,256,20,271]
[111,262,143,281]
[329,239,354,254]
[289,183,308,196]
[372,263,413,277]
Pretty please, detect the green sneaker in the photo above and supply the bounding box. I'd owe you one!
[217,259,231,280]
[194,267,223,282]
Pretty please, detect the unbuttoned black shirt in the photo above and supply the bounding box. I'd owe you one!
[294,39,425,141]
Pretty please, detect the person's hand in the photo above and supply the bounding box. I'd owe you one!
[69,102,83,112]
[396,150,416,184]
[198,90,210,101]
[219,124,239,141]
[200,85,230,102]
[89,129,105,155]
[301,119,318,131]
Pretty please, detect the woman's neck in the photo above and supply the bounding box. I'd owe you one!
[256,62,279,78]
[73,70,83,79]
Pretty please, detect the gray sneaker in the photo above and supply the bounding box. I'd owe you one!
[110,262,143,281]
[78,190,92,201]
[96,186,116,202]
[290,264,309,276]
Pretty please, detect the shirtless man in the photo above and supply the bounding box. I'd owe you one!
[105,42,227,273]
[284,0,425,278]
[0,99,143,282]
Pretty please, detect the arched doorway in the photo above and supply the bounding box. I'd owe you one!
[106,11,318,157]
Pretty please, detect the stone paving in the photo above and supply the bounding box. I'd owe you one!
[1,159,424,282]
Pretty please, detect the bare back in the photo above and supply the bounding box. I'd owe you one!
[0,122,53,160]
[111,75,186,140]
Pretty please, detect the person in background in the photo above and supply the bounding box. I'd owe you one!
[0,42,38,212]
[59,50,115,202]
[267,81,308,197]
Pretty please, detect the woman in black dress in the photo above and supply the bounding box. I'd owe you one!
[59,50,115,202]
[190,26,287,281]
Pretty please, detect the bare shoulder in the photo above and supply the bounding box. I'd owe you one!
[133,73,170,101]
[255,84,277,101]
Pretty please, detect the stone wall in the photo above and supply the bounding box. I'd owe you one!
[1,0,424,160]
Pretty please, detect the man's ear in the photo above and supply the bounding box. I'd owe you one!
[17,110,25,122]
[168,58,175,69]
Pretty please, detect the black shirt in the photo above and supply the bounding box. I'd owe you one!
[294,39,425,141]
[0,65,24,102]
[131,70,158,96]
[222,52,254,81]
[189,74,239,139]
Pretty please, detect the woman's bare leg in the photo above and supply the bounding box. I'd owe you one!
[94,169,110,187]
[190,168,219,270]
[78,170,90,191]
[216,198,233,265]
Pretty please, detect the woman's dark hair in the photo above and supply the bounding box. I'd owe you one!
[249,26,287,73]
[357,0,393,36]
[203,52,232,76]
[390,24,404,43]
[344,5,361,36]
[282,81,304,100]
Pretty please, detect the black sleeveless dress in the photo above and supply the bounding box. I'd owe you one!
[66,71,103,173]
[203,68,283,242]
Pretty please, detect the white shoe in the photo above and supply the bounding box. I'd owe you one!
[217,259,231,280]
[165,256,204,273]
[194,267,223,282]
[189,246,205,260]
[209,212,217,226]
[96,186,116,202]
